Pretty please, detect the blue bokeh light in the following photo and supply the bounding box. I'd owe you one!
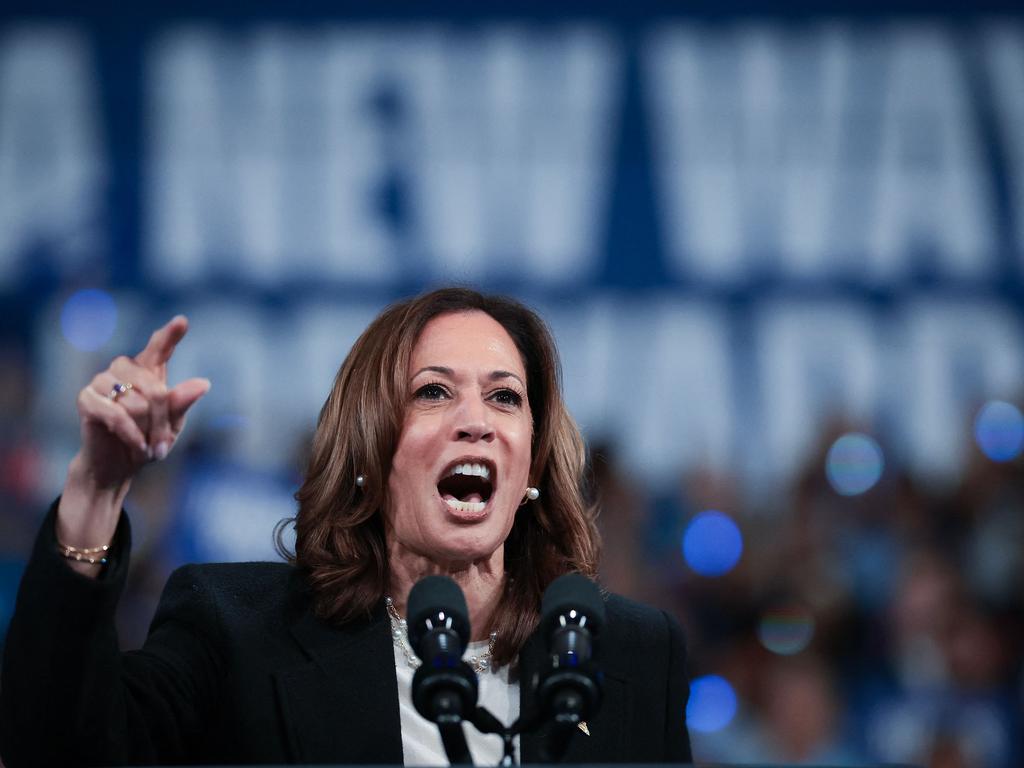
[682,510,743,577]
[686,674,738,733]
[974,401,1024,462]
[60,289,118,352]
[825,433,884,496]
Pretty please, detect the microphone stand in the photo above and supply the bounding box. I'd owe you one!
[414,661,479,765]
[469,705,567,766]
[462,664,601,764]
[438,720,473,766]
[469,706,518,767]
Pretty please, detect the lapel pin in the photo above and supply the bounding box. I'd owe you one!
[577,721,590,736]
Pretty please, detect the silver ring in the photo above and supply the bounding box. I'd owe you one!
[108,382,134,402]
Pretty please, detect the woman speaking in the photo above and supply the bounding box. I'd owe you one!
[0,288,692,766]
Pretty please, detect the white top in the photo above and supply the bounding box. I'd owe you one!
[393,639,520,766]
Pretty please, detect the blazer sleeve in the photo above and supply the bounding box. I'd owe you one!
[0,501,224,767]
[663,609,693,761]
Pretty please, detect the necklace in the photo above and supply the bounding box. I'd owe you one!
[385,596,498,673]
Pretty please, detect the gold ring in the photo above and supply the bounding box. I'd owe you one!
[108,382,134,402]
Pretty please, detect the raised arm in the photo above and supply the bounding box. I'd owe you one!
[57,315,210,577]
[1,316,217,767]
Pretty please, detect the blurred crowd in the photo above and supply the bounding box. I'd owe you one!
[1,338,1022,768]
[592,419,1024,768]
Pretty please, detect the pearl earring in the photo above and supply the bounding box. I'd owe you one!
[520,486,540,506]
[355,474,366,488]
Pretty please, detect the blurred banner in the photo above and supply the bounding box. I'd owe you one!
[5,6,1023,497]
[1,5,1023,502]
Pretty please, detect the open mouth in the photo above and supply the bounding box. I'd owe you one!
[437,460,495,514]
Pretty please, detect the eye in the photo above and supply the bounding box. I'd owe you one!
[414,382,450,401]
[490,388,523,407]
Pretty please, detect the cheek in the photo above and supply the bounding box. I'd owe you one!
[387,447,418,510]
[391,420,434,474]
[386,454,427,534]
[506,429,533,482]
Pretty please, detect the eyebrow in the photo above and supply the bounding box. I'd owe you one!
[412,365,526,388]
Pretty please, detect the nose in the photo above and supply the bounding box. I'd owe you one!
[453,392,495,443]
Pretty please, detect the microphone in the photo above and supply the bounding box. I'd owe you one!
[536,573,605,761]
[406,575,478,765]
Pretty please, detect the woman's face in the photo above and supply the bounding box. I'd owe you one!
[386,310,533,567]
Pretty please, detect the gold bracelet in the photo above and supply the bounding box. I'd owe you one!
[56,539,112,565]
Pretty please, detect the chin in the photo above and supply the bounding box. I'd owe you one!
[430,527,507,566]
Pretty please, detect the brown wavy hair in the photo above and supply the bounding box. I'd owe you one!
[280,287,600,666]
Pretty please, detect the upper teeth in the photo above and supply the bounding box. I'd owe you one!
[447,463,490,481]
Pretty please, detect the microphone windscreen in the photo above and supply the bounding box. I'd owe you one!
[541,573,605,634]
[407,575,471,646]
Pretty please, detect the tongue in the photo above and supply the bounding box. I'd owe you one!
[442,492,484,504]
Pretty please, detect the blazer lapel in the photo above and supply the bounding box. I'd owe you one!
[275,600,403,764]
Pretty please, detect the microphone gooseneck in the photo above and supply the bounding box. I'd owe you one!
[536,573,606,762]
[406,575,478,765]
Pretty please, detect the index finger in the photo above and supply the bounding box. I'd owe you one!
[135,315,189,369]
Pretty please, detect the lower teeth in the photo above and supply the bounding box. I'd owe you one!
[445,498,486,513]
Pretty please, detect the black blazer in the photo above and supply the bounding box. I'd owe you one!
[1,508,691,766]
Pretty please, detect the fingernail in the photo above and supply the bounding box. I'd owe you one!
[155,441,170,461]
[140,441,149,455]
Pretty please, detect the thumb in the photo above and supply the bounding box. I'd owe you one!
[168,378,211,432]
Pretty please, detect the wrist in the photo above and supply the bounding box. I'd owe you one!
[64,453,132,505]
[58,454,130,556]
